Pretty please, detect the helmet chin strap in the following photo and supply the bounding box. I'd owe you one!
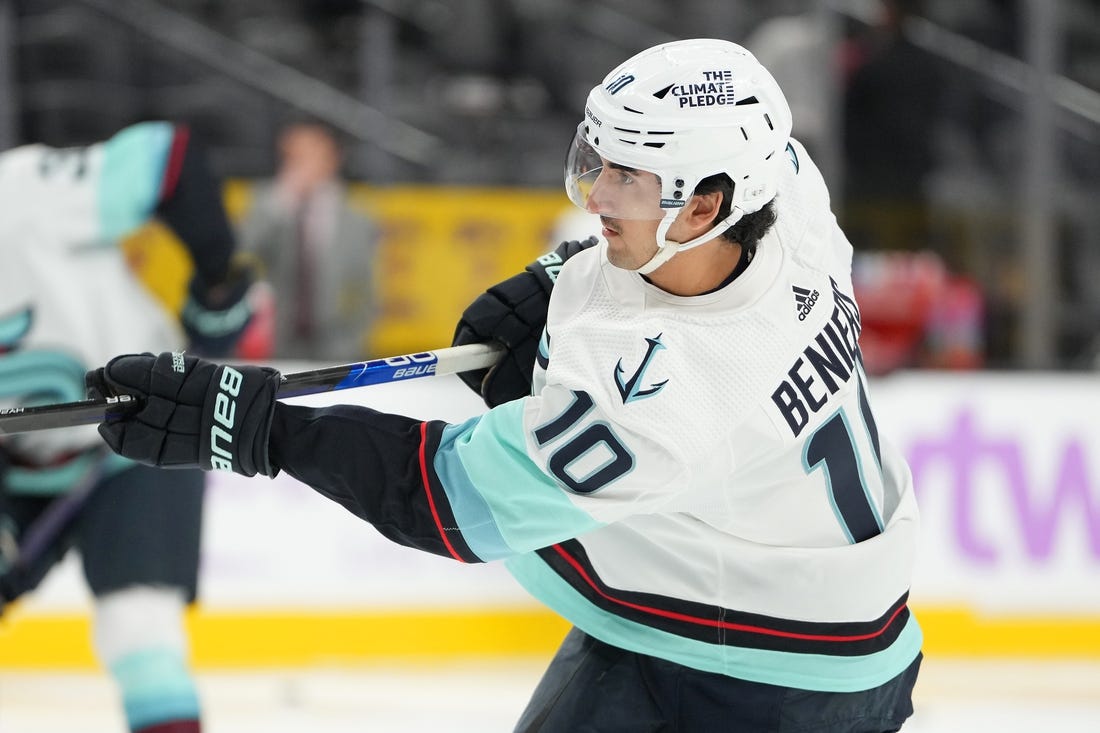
[631,206,746,276]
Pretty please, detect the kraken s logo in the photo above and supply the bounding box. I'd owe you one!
[614,334,669,404]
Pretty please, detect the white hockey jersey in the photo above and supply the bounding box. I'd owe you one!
[422,139,921,692]
[0,123,184,492]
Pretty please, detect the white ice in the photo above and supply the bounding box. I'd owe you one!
[1,657,1098,732]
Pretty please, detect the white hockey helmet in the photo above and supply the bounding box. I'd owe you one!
[565,38,793,273]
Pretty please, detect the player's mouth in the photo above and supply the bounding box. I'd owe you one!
[600,217,621,237]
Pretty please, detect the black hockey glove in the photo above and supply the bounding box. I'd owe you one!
[85,352,281,477]
[452,237,597,407]
[179,257,257,357]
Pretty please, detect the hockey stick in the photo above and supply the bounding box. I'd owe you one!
[0,342,503,436]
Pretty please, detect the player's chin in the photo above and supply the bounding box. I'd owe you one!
[603,241,635,270]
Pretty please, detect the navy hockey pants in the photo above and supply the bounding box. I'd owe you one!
[515,627,920,733]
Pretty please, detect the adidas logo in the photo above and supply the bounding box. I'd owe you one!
[793,285,820,321]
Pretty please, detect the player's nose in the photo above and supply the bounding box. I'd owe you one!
[585,176,611,214]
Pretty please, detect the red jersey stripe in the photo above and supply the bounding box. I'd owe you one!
[418,421,466,563]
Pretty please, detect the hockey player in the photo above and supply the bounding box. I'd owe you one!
[88,40,922,731]
[0,122,251,733]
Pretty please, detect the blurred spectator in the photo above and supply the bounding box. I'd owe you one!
[841,0,948,255]
[853,250,985,375]
[933,0,1022,182]
[238,120,379,361]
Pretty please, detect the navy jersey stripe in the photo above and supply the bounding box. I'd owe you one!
[537,540,909,657]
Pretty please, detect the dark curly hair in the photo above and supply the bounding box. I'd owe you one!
[692,172,777,253]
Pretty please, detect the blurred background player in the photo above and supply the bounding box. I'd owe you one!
[0,121,252,733]
[237,118,379,362]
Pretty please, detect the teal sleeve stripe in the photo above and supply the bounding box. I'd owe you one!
[506,552,924,693]
[434,416,513,561]
[109,646,200,729]
[435,401,603,555]
[99,121,174,241]
[6,440,135,495]
[9,451,92,496]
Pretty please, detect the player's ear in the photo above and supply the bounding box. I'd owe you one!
[683,190,724,232]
